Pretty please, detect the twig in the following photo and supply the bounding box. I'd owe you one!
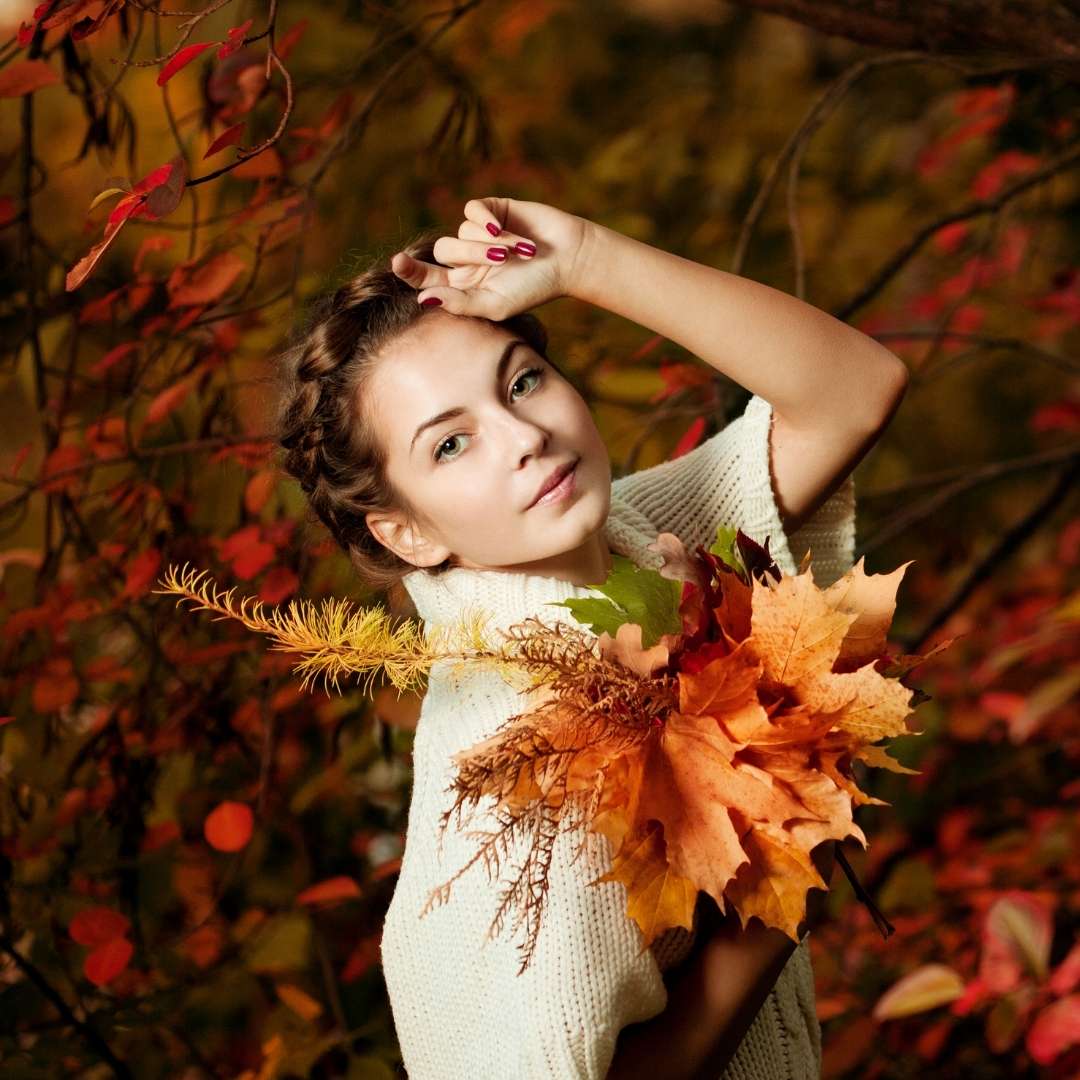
[0,930,134,1079]
[901,454,1080,654]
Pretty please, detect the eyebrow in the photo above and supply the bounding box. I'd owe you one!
[409,338,529,458]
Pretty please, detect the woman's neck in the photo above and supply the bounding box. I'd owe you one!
[453,529,614,588]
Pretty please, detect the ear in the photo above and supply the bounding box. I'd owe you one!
[365,508,451,569]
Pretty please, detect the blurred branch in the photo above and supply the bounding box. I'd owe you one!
[726,0,1080,79]
[835,136,1080,320]
[873,330,1080,378]
[858,439,1080,564]
[0,930,134,1079]
[900,452,1080,653]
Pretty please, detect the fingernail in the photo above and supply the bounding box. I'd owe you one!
[420,296,442,306]
[486,246,508,262]
[515,241,535,257]
[486,222,502,236]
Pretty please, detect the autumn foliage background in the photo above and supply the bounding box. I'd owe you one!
[2,0,1079,1076]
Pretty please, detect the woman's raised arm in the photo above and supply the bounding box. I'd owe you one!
[562,218,907,534]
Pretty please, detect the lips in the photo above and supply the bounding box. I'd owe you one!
[529,459,578,508]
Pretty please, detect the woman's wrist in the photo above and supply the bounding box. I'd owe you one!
[559,216,611,302]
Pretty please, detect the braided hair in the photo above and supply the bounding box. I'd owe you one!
[273,229,556,594]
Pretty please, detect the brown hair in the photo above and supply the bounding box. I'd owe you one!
[272,228,564,595]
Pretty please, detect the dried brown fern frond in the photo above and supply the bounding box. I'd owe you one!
[416,619,678,973]
[421,764,602,976]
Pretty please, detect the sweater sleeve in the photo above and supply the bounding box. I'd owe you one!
[611,393,856,589]
[379,674,669,1079]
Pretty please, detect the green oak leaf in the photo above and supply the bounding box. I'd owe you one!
[546,552,681,647]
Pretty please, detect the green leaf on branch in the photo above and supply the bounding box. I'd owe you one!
[547,552,681,647]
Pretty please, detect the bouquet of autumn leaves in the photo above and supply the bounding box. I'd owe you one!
[156,525,950,975]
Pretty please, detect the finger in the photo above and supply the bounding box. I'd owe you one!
[464,195,512,240]
[390,251,450,291]
[414,283,506,320]
[433,235,516,267]
[457,219,537,258]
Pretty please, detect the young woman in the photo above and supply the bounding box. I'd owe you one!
[274,196,908,1078]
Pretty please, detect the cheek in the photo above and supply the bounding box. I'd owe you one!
[572,405,606,455]
[429,474,506,530]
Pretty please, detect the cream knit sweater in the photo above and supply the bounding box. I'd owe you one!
[381,393,856,1079]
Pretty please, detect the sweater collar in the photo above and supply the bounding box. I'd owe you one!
[400,489,663,636]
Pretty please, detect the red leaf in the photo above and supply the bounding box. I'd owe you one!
[40,445,87,494]
[131,162,175,196]
[1026,995,1080,1065]
[32,657,79,713]
[204,800,253,851]
[218,524,261,561]
[167,251,247,308]
[296,876,362,907]
[340,934,381,983]
[84,937,133,986]
[127,279,156,314]
[71,0,125,42]
[143,155,187,219]
[69,906,131,946]
[649,359,712,404]
[107,194,144,227]
[233,539,275,580]
[258,566,299,605]
[370,855,401,881]
[203,122,245,160]
[133,234,174,274]
[1049,941,1080,995]
[671,415,707,459]
[78,286,125,325]
[244,468,277,514]
[231,148,281,179]
[276,19,309,61]
[66,218,127,292]
[42,0,95,32]
[54,789,89,828]
[144,376,195,428]
[0,59,60,97]
[172,304,208,332]
[217,18,253,60]
[91,342,139,378]
[157,42,215,86]
[122,548,163,600]
[317,91,353,138]
[141,821,181,852]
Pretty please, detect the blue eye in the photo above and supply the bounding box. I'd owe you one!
[433,366,545,463]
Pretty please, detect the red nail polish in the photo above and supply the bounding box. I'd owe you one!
[515,241,536,257]
[420,296,442,306]
[486,247,507,261]
[486,222,501,236]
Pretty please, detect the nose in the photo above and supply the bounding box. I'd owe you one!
[496,409,548,463]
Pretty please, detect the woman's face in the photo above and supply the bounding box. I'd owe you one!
[364,310,613,586]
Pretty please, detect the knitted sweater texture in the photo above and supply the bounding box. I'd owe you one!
[380,393,856,1079]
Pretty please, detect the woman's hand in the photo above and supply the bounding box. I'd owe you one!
[390,196,590,320]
